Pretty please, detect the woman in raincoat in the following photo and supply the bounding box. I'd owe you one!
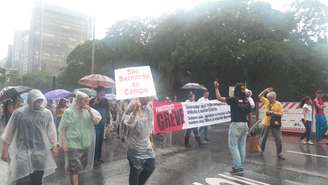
[1,89,59,185]
[58,91,101,185]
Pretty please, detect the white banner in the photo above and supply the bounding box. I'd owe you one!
[115,66,156,100]
[182,100,231,129]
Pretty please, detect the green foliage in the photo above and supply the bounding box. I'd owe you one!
[21,72,53,92]
[58,0,328,101]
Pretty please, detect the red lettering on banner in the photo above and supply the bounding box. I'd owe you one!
[153,101,184,134]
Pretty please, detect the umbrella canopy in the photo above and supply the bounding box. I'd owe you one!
[0,86,32,102]
[45,89,73,101]
[181,83,207,90]
[79,74,115,88]
[74,88,97,97]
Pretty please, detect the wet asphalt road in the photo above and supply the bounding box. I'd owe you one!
[1,123,328,185]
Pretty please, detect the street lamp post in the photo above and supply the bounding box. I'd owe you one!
[91,17,95,74]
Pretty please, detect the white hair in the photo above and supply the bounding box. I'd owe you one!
[267,91,277,99]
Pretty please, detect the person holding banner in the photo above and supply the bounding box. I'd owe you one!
[313,90,328,143]
[123,97,156,185]
[258,88,285,160]
[214,81,251,174]
[185,93,204,148]
[198,89,210,142]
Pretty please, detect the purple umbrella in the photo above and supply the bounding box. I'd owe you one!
[45,89,72,101]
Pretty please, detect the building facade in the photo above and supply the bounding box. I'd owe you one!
[28,2,92,75]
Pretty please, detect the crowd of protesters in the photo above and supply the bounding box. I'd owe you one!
[0,81,327,184]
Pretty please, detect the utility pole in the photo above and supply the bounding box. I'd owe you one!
[91,17,95,74]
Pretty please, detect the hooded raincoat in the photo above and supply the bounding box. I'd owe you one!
[58,92,101,174]
[1,89,58,184]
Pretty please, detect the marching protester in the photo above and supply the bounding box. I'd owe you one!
[214,81,251,174]
[313,90,328,143]
[1,89,59,185]
[2,95,24,126]
[258,88,285,160]
[198,89,210,142]
[90,87,111,166]
[245,89,255,109]
[299,96,314,144]
[123,97,156,185]
[55,98,69,130]
[59,92,102,185]
[184,92,204,147]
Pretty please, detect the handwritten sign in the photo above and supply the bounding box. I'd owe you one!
[115,66,156,100]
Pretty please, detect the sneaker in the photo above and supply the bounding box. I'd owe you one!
[278,154,286,160]
[230,168,244,175]
[301,139,307,144]
[307,141,314,145]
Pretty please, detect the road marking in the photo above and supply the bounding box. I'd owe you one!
[222,173,271,185]
[192,183,204,185]
[287,150,328,159]
[283,180,309,185]
[192,173,270,185]
[218,174,261,185]
[205,177,241,185]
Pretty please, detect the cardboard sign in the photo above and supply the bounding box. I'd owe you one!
[115,66,156,100]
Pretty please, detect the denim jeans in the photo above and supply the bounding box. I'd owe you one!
[228,122,248,170]
[128,157,156,185]
[95,123,105,161]
[301,120,312,142]
[199,126,209,140]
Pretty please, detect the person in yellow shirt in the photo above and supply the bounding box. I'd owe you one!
[258,88,285,160]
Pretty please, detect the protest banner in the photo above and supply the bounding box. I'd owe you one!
[153,100,231,134]
[115,66,156,100]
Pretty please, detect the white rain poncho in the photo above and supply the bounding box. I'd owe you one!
[1,89,58,184]
[58,92,101,174]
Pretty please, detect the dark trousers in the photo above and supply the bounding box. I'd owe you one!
[128,157,156,185]
[185,128,200,138]
[301,120,312,141]
[95,124,105,161]
[15,171,44,185]
[260,126,282,155]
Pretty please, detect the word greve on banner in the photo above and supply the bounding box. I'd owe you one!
[115,66,157,100]
[153,100,231,134]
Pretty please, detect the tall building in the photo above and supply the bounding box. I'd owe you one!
[12,30,29,76]
[28,2,92,76]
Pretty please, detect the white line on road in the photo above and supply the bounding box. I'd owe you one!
[287,150,328,159]
[218,174,264,185]
[222,173,271,185]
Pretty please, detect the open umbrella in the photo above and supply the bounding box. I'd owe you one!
[79,74,115,88]
[181,83,207,90]
[45,89,73,101]
[74,88,97,97]
[0,86,32,102]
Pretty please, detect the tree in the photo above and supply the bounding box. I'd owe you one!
[21,72,53,92]
[58,0,328,101]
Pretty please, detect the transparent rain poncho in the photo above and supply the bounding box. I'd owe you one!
[1,89,58,184]
[58,92,101,174]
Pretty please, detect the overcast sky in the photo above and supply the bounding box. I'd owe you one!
[0,0,325,59]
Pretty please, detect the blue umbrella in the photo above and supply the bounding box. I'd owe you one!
[45,89,72,101]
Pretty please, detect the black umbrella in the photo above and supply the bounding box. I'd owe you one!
[181,83,207,90]
[0,86,32,102]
